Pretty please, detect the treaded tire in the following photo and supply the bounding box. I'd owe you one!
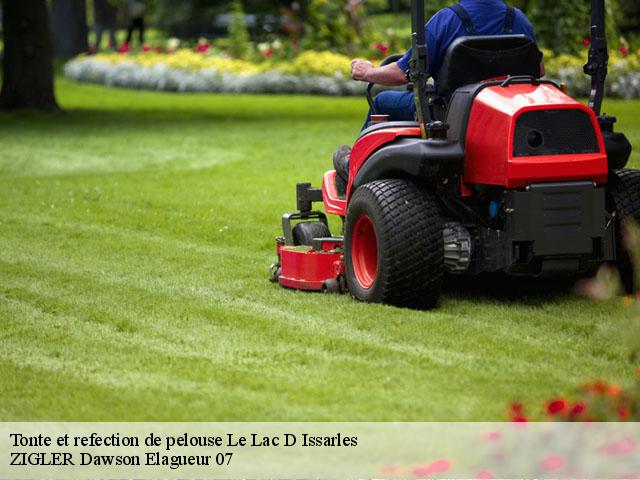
[292,221,331,246]
[344,179,444,309]
[608,168,640,292]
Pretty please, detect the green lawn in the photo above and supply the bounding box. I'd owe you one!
[0,78,638,421]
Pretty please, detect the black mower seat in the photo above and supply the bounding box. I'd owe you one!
[359,121,420,139]
[437,35,543,98]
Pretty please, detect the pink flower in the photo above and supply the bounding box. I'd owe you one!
[263,49,274,58]
[118,42,130,54]
[620,47,629,56]
[142,44,151,52]
[601,438,636,456]
[583,37,592,46]
[475,471,495,479]
[540,455,565,471]
[196,44,210,53]
[482,431,501,442]
[412,460,452,477]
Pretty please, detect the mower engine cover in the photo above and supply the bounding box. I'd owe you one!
[449,82,608,188]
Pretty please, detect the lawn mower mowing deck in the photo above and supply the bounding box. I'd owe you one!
[270,0,636,310]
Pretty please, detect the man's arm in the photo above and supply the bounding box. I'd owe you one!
[351,60,408,86]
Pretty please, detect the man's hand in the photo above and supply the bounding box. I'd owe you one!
[350,60,408,86]
[351,59,374,82]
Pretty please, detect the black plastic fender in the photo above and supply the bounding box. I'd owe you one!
[352,137,464,189]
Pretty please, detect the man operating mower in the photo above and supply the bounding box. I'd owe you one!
[333,0,541,196]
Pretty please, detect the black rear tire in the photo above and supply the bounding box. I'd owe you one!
[608,168,640,292]
[344,179,444,309]
[292,221,331,246]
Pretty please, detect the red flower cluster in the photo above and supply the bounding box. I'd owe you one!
[547,398,567,415]
[196,42,210,53]
[118,42,130,54]
[620,47,630,56]
[545,397,589,420]
[375,43,390,56]
[541,380,631,421]
[509,373,638,422]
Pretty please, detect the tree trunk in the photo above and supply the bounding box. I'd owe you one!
[51,0,88,58]
[0,0,59,111]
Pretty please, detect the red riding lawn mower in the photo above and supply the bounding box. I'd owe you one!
[270,0,636,310]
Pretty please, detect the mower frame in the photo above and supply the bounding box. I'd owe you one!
[271,0,635,309]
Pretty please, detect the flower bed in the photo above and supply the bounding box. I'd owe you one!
[64,49,365,96]
[65,46,640,98]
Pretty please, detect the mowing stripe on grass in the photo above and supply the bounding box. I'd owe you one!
[0,80,636,421]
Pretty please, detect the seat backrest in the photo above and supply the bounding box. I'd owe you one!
[437,35,542,98]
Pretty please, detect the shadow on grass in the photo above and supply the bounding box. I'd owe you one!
[443,272,582,306]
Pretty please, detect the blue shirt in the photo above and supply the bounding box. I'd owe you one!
[397,0,537,81]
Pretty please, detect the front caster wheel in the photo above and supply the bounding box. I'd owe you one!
[344,179,444,310]
[292,221,331,246]
[322,279,341,294]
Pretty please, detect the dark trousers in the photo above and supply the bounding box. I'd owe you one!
[341,90,417,175]
[126,17,145,45]
[362,90,416,131]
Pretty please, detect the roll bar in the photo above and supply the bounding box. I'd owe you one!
[584,0,609,116]
[408,0,430,136]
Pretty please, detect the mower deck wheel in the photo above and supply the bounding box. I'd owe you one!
[344,179,444,310]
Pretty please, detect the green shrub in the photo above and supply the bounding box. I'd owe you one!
[302,0,368,54]
[229,0,250,59]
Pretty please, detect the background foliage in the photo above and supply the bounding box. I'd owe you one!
[93,0,640,54]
